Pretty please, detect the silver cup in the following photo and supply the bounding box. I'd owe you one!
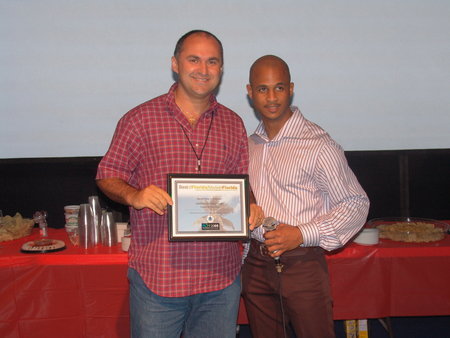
[100,211,118,246]
[78,203,95,249]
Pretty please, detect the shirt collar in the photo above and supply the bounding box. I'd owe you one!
[253,106,305,142]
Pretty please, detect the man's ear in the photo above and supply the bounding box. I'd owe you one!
[246,84,253,100]
[171,56,178,74]
[290,82,294,97]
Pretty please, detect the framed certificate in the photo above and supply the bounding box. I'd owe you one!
[167,174,250,241]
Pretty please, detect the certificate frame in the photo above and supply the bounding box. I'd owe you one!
[167,174,250,241]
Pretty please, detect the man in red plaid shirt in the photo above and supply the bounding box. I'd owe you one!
[96,30,263,337]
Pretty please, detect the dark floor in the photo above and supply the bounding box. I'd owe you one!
[237,316,450,337]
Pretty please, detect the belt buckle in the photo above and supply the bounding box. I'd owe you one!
[259,243,270,257]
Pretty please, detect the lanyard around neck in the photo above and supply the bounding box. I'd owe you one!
[178,113,214,172]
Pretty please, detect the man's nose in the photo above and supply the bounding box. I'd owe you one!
[198,61,208,75]
[267,89,277,101]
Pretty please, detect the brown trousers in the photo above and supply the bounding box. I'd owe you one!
[241,240,335,338]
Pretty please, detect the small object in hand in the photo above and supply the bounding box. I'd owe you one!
[275,261,284,273]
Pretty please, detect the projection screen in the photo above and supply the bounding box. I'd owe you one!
[1,0,449,158]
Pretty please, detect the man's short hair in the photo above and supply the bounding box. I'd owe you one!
[173,30,223,63]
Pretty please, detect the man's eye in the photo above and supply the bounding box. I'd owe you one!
[276,86,285,92]
[208,60,218,65]
[258,88,267,93]
[188,58,199,63]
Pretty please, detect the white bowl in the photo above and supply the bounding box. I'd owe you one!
[354,228,379,245]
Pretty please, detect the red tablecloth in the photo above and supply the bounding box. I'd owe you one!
[327,234,450,319]
[1,227,450,338]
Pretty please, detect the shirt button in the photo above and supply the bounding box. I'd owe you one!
[195,143,199,147]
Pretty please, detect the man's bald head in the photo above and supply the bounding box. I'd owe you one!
[249,55,291,85]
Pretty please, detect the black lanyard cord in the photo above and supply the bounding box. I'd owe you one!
[178,113,214,172]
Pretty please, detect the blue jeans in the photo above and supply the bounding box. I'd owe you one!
[128,268,241,338]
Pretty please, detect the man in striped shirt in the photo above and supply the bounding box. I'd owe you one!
[96,30,263,337]
[241,55,370,338]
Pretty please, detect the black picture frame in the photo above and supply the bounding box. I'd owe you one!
[167,174,250,241]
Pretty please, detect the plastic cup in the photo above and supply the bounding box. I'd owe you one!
[65,225,79,246]
[78,203,95,249]
[64,205,80,215]
[100,211,118,246]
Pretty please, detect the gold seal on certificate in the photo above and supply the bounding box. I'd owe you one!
[167,174,250,241]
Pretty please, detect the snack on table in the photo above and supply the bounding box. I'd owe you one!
[32,238,54,247]
[377,221,445,243]
[0,213,35,242]
[21,238,66,253]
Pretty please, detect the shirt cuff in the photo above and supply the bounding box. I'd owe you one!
[96,168,130,183]
[298,221,320,247]
[250,225,266,242]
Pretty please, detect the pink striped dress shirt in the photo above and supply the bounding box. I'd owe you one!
[248,107,369,252]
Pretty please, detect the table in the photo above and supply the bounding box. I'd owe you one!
[1,227,450,338]
[327,233,450,319]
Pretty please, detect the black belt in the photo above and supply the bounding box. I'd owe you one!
[248,239,323,259]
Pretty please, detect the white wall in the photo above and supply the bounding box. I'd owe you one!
[1,0,449,158]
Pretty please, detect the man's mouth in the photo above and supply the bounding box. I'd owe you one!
[191,73,210,82]
[265,104,280,113]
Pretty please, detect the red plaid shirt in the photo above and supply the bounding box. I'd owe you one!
[97,83,249,297]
